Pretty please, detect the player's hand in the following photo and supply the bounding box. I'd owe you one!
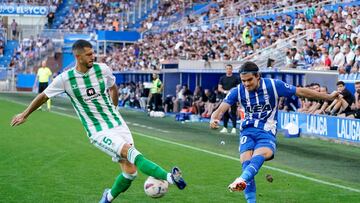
[11,113,27,127]
[210,119,220,129]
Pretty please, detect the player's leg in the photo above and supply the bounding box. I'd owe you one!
[228,134,255,192]
[240,147,273,182]
[121,143,186,189]
[240,151,257,203]
[102,160,138,202]
[220,110,230,133]
[230,104,237,134]
[239,132,276,186]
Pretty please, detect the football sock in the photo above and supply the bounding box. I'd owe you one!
[240,155,265,182]
[242,160,256,203]
[127,147,168,181]
[108,172,137,201]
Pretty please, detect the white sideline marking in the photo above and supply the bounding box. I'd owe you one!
[134,132,360,193]
[4,98,360,193]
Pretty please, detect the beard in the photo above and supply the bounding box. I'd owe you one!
[86,61,93,68]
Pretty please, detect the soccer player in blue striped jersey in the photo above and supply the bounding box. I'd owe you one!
[210,61,339,203]
[11,40,186,203]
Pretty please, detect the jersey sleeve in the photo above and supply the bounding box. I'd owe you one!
[223,86,239,105]
[48,68,52,76]
[218,76,224,86]
[43,74,65,98]
[274,79,296,97]
[102,64,115,88]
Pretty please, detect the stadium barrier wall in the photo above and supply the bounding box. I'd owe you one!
[278,111,360,144]
[16,73,35,91]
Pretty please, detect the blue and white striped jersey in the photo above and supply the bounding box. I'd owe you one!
[224,78,296,135]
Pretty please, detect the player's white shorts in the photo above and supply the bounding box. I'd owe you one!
[89,124,134,162]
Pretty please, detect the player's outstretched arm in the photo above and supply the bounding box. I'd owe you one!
[210,102,230,129]
[109,84,119,107]
[11,92,49,127]
[295,87,339,101]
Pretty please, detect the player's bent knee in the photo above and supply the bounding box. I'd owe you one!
[123,171,138,180]
[120,143,132,158]
[121,145,142,164]
[253,147,274,160]
[240,151,253,163]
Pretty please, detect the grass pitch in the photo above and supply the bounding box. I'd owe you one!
[1,93,360,202]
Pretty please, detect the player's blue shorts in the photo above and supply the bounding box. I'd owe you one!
[239,127,277,154]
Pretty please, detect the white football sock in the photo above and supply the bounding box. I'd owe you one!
[106,190,114,202]
[167,173,174,184]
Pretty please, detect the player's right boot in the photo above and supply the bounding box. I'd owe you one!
[99,188,111,203]
[228,177,247,192]
[171,167,187,190]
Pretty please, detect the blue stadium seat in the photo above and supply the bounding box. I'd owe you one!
[348,73,357,80]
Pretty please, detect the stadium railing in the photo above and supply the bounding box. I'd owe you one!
[0,66,15,92]
[243,29,320,70]
[164,0,356,33]
[167,2,306,32]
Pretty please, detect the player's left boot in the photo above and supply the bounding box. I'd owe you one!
[171,167,187,190]
[228,177,246,192]
[230,128,237,134]
[99,188,111,203]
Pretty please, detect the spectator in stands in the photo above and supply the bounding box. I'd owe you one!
[314,86,330,115]
[304,83,322,114]
[331,45,345,71]
[326,81,354,116]
[201,88,217,118]
[0,39,3,57]
[181,85,193,111]
[137,82,149,110]
[348,81,360,119]
[192,85,204,114]
[11,19,18,40]
[343,45,356,73]
[47,12,55,28]
[354,46,360,71]
[173,84,183,113]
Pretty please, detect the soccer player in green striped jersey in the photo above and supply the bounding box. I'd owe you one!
[11,40,186,202]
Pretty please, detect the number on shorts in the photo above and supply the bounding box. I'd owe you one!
[103,137,112,145]
[240,136,247,144]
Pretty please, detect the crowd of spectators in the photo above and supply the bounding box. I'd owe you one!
[284,4,360,73]
[101,3,360,73]
[279,81,360,119]
[9,35,54,73]
[59,0,131,31]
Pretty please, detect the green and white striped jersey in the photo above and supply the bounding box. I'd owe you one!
[44,63,122,136]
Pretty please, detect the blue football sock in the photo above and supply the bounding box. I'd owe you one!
[242,160,256,203]
[240,155,265,182]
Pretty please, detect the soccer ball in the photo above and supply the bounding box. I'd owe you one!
[144,176,169,198]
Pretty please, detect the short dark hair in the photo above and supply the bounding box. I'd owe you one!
[225,64,233,69]
[355,81,360,85]
[72,39,92,53]
[336,81,345,86]
[239,61,259,74]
